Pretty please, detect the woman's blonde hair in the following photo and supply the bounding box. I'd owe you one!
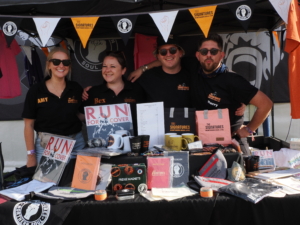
[44,47,71,78]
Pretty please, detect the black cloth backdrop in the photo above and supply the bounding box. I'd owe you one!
[0,31,289,120]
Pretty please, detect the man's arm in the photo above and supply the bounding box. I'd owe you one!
[236,90,273,138]
[128,60,161,82]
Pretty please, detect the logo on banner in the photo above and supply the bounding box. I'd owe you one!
[13,200,51,225]
[173,163,184,178]
[74,38,119,72]
[3,21,17,36]
[117,18,132,33]
[236,5,251,21]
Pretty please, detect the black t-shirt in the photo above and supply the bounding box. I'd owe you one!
[81,78,147,135]
[138,66,192,108]
[22,77,83,135]
[182,57,258,132]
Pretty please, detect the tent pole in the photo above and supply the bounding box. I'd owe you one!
[269,30,275,137]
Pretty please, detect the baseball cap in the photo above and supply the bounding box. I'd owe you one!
[154,35,185,55]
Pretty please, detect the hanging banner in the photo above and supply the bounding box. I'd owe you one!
[71,17,99,48]
[228,0,256,32]
[0,18,22,47]
[20,46,32,64]
[33,17,60,47]
[189,6,217,38]
[111,15,138,45]
[269,0,292,24]
[149,11,178,42]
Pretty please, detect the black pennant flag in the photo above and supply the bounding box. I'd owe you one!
[0,18,22,47]
[228,0,256,32]
[111,15,138,45]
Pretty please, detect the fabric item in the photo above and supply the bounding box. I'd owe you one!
[284,0,300,118]
[193,175,233,191]
[22,76,83,135]
[81,77,147,135]
[36,186,94,200]
[138,66,192,108]
[0,199,75,225]
[182,57,258,133]
[35,131,86,163]
[0,30,21,98]
[196,108,232,145]
[0,180,55,201]
[24,47,44,87]
[133,33,157,70]
[198,149,227,179]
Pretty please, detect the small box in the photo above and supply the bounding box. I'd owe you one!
[111,163,147,193]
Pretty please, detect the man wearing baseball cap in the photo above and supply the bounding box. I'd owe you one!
[137,35,192,108]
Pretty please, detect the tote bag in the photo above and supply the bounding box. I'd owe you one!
[164,108,196,135]
[196,108,232,145]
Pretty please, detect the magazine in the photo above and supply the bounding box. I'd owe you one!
[33,135,76,184]
[84,103,133,146]
[252,149,276,169]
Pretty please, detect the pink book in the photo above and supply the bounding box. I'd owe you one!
[147,157,173,189]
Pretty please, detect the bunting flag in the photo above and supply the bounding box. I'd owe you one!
[149,11,178,42]
[0,18,22,47]
[111,15,138,45]
[269,0,292,24]
[189,6,217,38]
[228,0,256,32]
[71,17,99,48]
[33,17,60,47]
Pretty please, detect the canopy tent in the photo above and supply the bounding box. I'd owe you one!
[0,0,283,40]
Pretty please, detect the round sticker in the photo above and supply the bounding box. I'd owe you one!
[3,21,17,36]
[117,18,132,34]
[236,5,251,21]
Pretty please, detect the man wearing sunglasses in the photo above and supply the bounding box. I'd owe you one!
[137,36,192,108]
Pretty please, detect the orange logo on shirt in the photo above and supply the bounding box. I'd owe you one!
[208,93,221,102]
[178,83,189,90]
[68,96,78,103]
[124,98,136,103]
[37,97,48,103]
[94,98,106,104]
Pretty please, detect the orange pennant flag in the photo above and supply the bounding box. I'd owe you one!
[189,6,217,38]
[71,17,99,48]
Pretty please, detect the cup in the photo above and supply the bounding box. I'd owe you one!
[123,136,134,151]
[165,133,177,147]
[182,133,199,143]
[168,135,188,151]
[129,136,142,155]
[244,155,260,173]
[138,135,150,151]
[107,134,124,149]
[115,130,131,137]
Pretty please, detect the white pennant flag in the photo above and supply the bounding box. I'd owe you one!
[269,0,292,24]
[149,11,178,42]
[33,18,60,47]
[20,46,32,64]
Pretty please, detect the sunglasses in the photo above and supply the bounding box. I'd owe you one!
[198,48,221,56]
[158,47,178,56]
[49,59,71,66]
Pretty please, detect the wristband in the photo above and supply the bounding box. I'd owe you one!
[245,126,254,134]
[27,150,36,155]
[142,64,148,73]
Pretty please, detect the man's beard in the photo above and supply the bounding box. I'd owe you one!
[200,59,220,74]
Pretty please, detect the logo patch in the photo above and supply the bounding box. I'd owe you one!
[236,5,251,21]
[13,200,51,225]
[173,163,184,178]
[117,18,132,33]
[3,21,17,36]
[177,83,189,91]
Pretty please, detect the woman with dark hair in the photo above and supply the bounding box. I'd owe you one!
[22,47,86,167]
[80,51,147,135]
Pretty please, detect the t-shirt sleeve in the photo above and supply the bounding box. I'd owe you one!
[22,86,38,119]
[229,73,259,105]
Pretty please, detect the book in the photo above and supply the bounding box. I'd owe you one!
[254,168,300,180]
[251,149,276,169]
[164,151,189,187]
[71,155,101,191]
[84,103,133,146]
[147,156,173,189]
[33,135,76,184]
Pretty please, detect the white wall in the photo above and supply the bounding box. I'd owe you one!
[0,103,298,172]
